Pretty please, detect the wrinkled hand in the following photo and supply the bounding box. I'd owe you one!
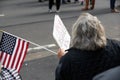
[57,48,65,59]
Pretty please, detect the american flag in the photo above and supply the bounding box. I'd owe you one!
[0,67,22,80]
[0,32,29,72]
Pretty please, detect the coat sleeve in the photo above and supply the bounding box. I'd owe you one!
[55,55,71,80]
[93,66,120,80]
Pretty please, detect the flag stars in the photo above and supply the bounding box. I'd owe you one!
[0,33,16,54]
[0,32,29,73]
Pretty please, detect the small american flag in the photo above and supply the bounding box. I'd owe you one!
[0,67,22,80]
[0,32,29,72]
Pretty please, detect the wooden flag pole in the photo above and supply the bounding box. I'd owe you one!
[0,30,57,54]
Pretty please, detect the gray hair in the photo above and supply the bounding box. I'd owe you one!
[71,13,107,51]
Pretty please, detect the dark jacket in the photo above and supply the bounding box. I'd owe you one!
[55,39,120,80]
[93,66,120,80]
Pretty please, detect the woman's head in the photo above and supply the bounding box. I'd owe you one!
[71,13,106,51]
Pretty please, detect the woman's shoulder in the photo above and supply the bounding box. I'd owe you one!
[59,48,77,62]
[62,48,89,60]
[107,39,120,46]
[106,39,120,50]
[104,39,120,56]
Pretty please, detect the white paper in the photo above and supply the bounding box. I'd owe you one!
[53,15,71,50]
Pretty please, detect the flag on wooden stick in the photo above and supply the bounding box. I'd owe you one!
[0,32,29,72]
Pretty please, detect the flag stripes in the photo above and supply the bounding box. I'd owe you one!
[0,32,29,72]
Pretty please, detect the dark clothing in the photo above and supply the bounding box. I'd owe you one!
[55,39,120,80]
[110,0,116,9]
[49,0,61,10]
[93,66,120,80]
[38,0,42,2]
[62,0,71,3]
[74,0,78,2]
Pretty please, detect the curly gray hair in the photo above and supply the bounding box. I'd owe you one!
[71,13,106,51]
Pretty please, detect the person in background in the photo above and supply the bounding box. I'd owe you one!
[38,0,46,2]
[38,0,43,2]
[55,13,120,80]
[67,0,71,3]
[62,0,67,4]
[80,0,84,5]
[74,0,79,3]
[110,0,120,13]
[82,0,95,10]
[38,0,48,2]
[93,66,120,80]
[48,0,61,13]
[62,0,70,4]
[80,0,92,6]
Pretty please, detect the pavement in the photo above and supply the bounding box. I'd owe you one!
[0,0,120,80]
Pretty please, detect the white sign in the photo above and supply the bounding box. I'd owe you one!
[53,15,71,50]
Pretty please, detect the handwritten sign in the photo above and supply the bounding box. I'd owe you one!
[53,15,71,50]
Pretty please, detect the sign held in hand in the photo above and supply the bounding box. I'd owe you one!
[53,15,71,50]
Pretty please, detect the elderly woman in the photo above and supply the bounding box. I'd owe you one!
[55,13,120,80]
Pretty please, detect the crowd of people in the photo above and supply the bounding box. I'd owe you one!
[38,0,120,13]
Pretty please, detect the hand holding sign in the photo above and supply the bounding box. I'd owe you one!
[53,15,71,50]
